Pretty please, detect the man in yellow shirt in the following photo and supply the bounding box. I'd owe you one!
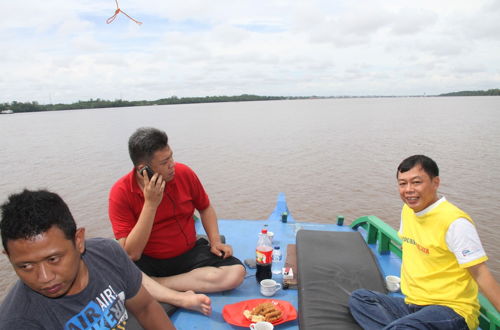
[349,155,500,329]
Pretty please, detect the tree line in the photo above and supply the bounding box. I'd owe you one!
[2,89,499,114]
[439,89,500,96]
[0,95,292,114]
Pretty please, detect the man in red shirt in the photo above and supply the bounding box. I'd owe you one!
[109,127,245,306]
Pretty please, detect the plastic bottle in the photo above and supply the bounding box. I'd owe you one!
[256,228,273,282]
[271,246,282,275]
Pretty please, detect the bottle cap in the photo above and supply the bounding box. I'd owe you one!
[274,246,280,249]
[261,229,268,234]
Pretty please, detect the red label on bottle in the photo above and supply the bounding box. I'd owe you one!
[256,246,273,264]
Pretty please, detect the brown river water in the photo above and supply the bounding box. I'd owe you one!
[0,96,499,302]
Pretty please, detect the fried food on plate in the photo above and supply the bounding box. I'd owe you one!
[243,302,283,323]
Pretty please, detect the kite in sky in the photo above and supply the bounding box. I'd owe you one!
[106,0,142,25]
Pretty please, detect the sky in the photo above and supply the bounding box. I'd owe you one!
[1,0,500,104]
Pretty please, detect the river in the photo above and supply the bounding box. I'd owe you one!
[0,96,499,301]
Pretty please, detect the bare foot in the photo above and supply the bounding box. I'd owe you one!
[179,290,212,316]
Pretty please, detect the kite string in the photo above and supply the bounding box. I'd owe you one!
[106,0,142,25]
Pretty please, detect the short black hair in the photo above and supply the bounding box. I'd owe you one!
[128,127,169,166]
[0,189,77,254]
[397,155,439,179]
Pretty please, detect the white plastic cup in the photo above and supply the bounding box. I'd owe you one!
[260,279,282,296]
[250,321,274,330]
[385,275,401,292]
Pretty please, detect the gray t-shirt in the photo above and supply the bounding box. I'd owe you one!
[0,238,142,329]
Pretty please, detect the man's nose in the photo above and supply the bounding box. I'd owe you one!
[37,263,55,283]
[404,183,415,193]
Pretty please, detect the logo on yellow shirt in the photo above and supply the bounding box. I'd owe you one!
[402,236,429,254]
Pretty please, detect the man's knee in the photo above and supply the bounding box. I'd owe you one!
[206,264,245,290]
[350,289,374,301]
[225,264,246,289]
[349,289,379,310]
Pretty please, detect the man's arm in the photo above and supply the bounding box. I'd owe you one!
[199,204,233,258]
[468,262,500,312]
[125,284,175,329]
[119,172,165,260]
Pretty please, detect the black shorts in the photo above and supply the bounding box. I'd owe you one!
[135,238,244,277]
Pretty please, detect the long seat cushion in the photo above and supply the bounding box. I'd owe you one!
[297,230,387,330]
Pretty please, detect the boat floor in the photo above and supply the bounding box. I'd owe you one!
[170,195,402,329]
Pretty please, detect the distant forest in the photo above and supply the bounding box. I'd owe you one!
[0,94,292,114]
[439,88,500,96]
[1,89,499,114]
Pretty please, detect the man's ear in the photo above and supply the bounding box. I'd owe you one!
[75,228,86,254]
[433,176,440,189]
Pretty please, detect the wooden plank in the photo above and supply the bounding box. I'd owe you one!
[284,244,298,289]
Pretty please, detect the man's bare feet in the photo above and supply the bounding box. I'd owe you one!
[179,290,212,315]
[142,273,212,315]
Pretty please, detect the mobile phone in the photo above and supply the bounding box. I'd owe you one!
[139,165,155,180]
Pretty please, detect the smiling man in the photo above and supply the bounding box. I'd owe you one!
[349,155,500,329]
[108,127,245,304]
[0,189,173,329]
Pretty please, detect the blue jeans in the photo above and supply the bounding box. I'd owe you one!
[348,289,468,330]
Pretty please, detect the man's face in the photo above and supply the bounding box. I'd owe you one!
[397,165,440,212]
[149,146,176,182]
[6,226,86,298]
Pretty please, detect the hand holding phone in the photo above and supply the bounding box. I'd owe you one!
[139,165,155,180]
[139,165,165,207]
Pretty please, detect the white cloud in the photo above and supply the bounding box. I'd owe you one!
[389,8,438,35]
[1,0,499,103]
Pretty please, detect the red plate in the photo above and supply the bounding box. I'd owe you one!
[222,299,297,327]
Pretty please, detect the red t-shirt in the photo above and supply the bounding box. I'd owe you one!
[108,162,210,259]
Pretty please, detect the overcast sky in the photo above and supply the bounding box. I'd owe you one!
[1,0,499,104]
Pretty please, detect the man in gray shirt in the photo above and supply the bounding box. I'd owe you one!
[0,189,174,329]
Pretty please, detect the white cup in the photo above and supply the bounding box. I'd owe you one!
[267,231,274,242]
[260,279,282,296]
[250,321,274,330]
[386,275,401,292]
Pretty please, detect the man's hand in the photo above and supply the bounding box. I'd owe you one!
[142,170,165,208]
[120,170,166,261]
[199,205,232,258]
[210,242,233,259]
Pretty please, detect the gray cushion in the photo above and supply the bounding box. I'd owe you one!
[297,230,387,330]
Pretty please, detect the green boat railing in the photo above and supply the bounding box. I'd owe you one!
[350,215,402,257]
[350,215,500,330]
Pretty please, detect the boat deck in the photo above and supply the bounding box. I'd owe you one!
[170,193,402,329]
